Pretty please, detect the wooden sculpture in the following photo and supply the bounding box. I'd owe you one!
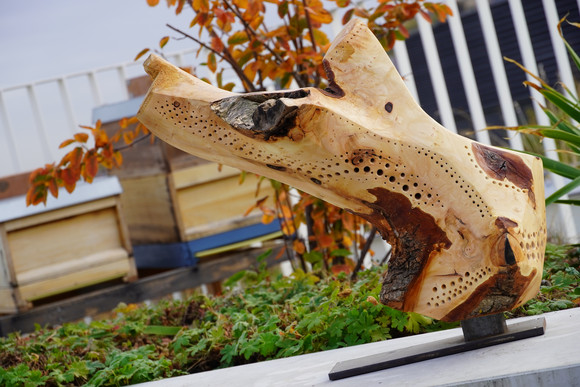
[137,19,546,322]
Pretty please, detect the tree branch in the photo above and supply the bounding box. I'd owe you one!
[301,0,321,86]
[222,0,307,87]
[114,133,152,152]
[301,0,317,54]
[166,24,257,92]
[351,226,377,280]
[166,24,227,62]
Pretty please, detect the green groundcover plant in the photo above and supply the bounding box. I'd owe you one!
[1,246,578,386]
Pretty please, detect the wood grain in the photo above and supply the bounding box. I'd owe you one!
[136,19,546,321]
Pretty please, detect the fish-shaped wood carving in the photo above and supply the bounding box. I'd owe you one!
[137,19,546,322]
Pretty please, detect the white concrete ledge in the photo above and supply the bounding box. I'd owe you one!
[138,308,580,386]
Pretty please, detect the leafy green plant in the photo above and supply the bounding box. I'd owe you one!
[502,17,580,206]
[0,261,453,386]
[2,244,578,386]
[509,243,579,317]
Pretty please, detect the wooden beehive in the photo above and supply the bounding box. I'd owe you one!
[95,101,277,266]
[0,176,136,314]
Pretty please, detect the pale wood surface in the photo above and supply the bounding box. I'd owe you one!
[19,258,132,301]
[117,174,180,244]
[184,214,267,241]
[17,248,129,285]
[137,19,546,321]
[173,167,274,241]
[0,289,18,314]
[7,207,124,275]
[172,163,241,189]
[0,225,26,310]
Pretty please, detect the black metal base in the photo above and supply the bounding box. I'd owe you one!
[328,316,546,381]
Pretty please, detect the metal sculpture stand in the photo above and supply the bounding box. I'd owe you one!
[328,314,546,381]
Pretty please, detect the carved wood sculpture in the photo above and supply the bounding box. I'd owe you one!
[137,19,546,322]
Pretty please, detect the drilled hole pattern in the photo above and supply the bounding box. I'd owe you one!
[519,224,547,262]
[426,267,492,307]
[154,99,495,218]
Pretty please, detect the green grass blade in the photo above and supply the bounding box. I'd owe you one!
[562,35,580,72]
[554,199,580,206]
[538,87,580,121]
[529,153,580,180]
[534,129,580,149]
[539,88,580,123]
[543,108,580,136]
[546,176,580,206]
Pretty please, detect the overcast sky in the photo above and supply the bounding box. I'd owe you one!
[0,0,195,89]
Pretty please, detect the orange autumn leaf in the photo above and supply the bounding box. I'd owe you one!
[134,48,150,61]
[74,133,89,143]
[282,220,296,235]
[64,147,83,171]
[262,212,276,224]
[84,152,99,181]
[113,151,123,167]
[61,168,77,193]
[123,131,136,145]
[331,264,352,275]
[159,36,170,48]
[47,178,59,199]
[319,234,334,248]
[92,128,109,148]
[293,239,306,254]
[59,138,75,149]
[208,52,217,72]
[211,36,225,53]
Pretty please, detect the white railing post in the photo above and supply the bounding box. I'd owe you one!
[117,66,130,101]
[57,78,78,135]
[392,42,419,102]
[475,0,523,150]
[416,15,457,133]
[0,91,21,171]
[26,84,54,161]
[88,71,103,107]
[542,0,577,102]
[508,0,549,126]
[509,0,578,242]
[446,0,491,144]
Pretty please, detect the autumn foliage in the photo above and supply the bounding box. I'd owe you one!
[27,0,451,274]
[26,119,147,206]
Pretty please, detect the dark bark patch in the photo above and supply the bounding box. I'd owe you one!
[495,217,518,231]
[442,265,537,322]
[211,90,308,141]
[355,187,451,311]
[321,59,345,98]
[472,143,536,207]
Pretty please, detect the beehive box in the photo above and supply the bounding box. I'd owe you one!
[95,101,278,265]
[0,176,136,314]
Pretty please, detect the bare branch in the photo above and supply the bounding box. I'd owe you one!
[166,24,257,92]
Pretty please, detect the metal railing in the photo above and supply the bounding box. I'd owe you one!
[0,48,199,176]
[388,0,579,241]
